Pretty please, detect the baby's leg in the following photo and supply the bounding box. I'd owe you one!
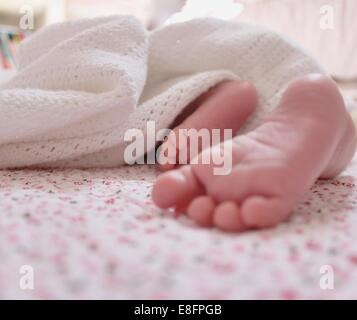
[152,74,357,231]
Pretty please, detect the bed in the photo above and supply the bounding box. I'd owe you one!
[1,154,357,299]
[1,66,357,300]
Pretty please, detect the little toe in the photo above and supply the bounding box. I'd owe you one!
[187,196,216,227]
[152,165,204,209]
[240,196,292,228]
[213,201,247,232]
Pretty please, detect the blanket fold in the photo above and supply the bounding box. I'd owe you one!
[0,15,323,168]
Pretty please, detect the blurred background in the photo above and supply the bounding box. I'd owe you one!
[0,0,356,97]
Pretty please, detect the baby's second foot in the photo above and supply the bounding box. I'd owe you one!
[152,74,357,231]
[158,79,257,170]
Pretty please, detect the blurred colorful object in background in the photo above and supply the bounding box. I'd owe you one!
[0,26,28,70]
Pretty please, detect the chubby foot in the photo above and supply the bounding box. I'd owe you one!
[152,74,357,232]
[158,79,257,170]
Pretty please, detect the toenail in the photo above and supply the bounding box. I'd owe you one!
[166,170,186,183]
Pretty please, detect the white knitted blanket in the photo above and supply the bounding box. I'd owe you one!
[0,15,323,168]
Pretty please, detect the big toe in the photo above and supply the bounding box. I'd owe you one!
[152,165,204,209]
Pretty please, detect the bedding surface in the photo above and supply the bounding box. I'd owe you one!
[0,15,323,168]
[1,156,357,299]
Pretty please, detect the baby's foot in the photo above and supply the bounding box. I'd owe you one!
[152,74,357,231]
[158,79,257,170]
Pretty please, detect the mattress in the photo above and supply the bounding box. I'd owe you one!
[1,67,357,299]
[1,153,357,299]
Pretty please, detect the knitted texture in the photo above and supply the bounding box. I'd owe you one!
[0,15,324,168]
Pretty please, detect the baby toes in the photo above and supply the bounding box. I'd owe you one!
[240,196,293,228]
[187,196,215,227]
[213,201,247,232]
[157,80,257,171]
[152,165,204,209]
